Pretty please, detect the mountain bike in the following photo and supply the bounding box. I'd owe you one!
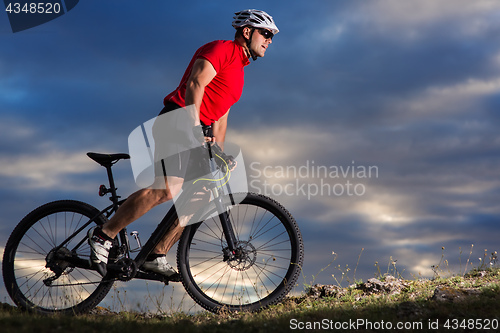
[2,142,304,315]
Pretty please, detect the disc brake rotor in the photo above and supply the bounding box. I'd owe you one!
[226,241,257,271]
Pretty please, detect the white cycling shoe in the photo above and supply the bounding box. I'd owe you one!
[88,226,113,276]
[142,255,177,277]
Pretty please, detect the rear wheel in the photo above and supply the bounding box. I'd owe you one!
[177,193,304,313]
[2,200,114,314]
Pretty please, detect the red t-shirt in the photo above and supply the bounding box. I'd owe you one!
[164,40,251,125]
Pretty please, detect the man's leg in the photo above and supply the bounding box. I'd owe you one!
[151,188,211,254]
[101,176,184,239]
[89,176,184,277]
[136,182,211,277]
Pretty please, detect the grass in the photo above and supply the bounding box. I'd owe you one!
[1,248,499,333]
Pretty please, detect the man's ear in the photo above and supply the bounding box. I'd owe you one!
[242,26,253,40]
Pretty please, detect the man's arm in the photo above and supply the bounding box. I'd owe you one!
[185,58,217,126]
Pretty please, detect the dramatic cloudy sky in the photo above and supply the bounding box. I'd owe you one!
[1,0,499,312]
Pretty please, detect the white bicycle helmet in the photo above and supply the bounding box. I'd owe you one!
[232,9,279,35]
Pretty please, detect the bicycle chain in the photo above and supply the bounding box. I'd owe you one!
[46,278,118,287]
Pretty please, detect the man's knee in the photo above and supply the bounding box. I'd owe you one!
[144,176,183,205]
[141,188,173,205]
[156,189,174,204]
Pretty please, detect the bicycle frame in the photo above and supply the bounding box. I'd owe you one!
[57,143,239,284]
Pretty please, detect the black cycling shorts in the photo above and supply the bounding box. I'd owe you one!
[153,102,211,182]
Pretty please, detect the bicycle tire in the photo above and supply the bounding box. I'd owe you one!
[2,200,114,314]
[177,192,304,313]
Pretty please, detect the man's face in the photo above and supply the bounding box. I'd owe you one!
[245,27,273,58]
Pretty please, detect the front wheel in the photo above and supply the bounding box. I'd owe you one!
[177,193,304,313]
[2,200,113,314]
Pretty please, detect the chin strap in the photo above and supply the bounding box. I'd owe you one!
[246,29,258,61]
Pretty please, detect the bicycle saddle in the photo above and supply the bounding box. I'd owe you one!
[87,152,130,167]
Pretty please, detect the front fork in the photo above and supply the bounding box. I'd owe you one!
[208,183,238,259]
[205,141,239,257]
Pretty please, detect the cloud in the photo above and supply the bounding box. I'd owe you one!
[0,150,99,189]
[0,117,35,142]
[389,77,500,121]
[351,0,500,39]
[271,0,500,129]
[0,117,103,190]
[227,119,500,232]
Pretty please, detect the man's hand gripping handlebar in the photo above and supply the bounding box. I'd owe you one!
[210,142,236,172]
[203,124,236,172]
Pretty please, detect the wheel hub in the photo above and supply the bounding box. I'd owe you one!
[226,241,257,271]
[45,247,72,275]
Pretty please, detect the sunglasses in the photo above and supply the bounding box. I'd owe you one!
[257,28,274,40]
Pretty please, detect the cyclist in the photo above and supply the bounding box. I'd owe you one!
[88,9,279,277]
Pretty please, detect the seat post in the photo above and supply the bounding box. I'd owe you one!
[105,165,120,209]
[86,152,130,209]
